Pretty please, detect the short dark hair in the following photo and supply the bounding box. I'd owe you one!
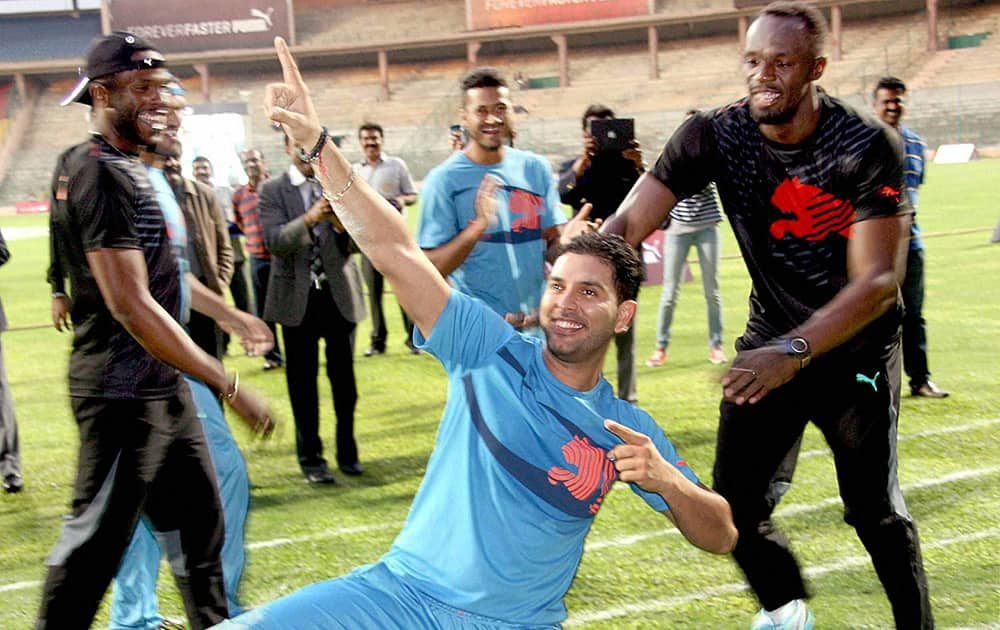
[760,1,828,57]
[192,155,211,165]
[581,104,614,128]
[358,122,383,137]
[558,233,644,302]
[874,76,907,98]
[460,67,507,92]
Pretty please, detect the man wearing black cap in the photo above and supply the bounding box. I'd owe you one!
[39,32,273,630]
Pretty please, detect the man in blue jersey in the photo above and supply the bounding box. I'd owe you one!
[872,76,948,399]
[216,37,737,629]
[419,68,581,331]
[603,3,933,629]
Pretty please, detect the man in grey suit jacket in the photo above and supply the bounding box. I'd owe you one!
[0,228,22,493]
[260,133,366,484]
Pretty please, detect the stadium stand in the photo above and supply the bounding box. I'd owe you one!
[1,0,998,204]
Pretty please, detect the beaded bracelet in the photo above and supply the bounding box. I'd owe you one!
[298,127,329,164]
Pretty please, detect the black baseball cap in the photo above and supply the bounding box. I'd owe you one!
[61,32,167,107]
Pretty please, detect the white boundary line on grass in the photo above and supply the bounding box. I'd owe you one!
[2,449,998,596]
[585,465,1000,551]
[566,527,1000,626]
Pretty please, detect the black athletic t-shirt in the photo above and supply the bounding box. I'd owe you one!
[652,91,908,356]
[49,135,181,399]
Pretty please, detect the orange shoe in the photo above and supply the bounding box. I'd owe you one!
[708,346,728,364]
[646,348,667,367]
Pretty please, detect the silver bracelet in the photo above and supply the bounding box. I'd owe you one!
[322,170,356,205]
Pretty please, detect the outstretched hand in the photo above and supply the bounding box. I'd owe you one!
[560,203,601,246]
[265,37,323,153]
[218,309,274,357]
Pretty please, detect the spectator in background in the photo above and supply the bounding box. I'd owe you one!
[259,132,366,484]
[167,149,234,359]
[873,76,948,398]
[418,68,574,334]
[353,122,419,356]
[559,104,645,402]
[0,227,23,494]
[233,148,285,370]
[193,156,256,347]
[646,111,727,368]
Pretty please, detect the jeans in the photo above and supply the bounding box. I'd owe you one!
[901,247,931,390]
[655,224,723,350]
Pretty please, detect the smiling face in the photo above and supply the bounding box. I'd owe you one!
[874,87,905,129]
[461,86,512,156]
[742,14,824,127]
[152,87,185,158]
[359,128,383,163]
[192,158,213,184]
[540,252,633,366]
[94,60,173,152]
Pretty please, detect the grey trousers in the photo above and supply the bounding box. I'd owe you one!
[0,336,20,478]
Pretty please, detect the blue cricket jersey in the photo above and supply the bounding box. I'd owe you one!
[381,290,699,625]
[417,149,566,319]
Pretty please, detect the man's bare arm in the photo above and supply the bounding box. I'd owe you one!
[606,420,737,554]
[721,214,908,405]
[266,37,450,338]
[188,273,274,356]
[600,173,679,245]
[86,248,273,433]
[422,220,489,278]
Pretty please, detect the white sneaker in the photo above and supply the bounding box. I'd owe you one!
[750,600,815,630]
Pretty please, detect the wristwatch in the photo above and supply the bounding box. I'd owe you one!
[776,336,811,369]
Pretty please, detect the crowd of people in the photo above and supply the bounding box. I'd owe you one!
[0,1,954,628]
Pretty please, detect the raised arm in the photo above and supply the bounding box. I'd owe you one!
[605,420,736,554]
[266,37,450,338]
[600,172,679,246]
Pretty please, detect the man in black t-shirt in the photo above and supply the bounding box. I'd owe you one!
[559,104,645,403]
[604,3,932,629]
[38,33,272,630]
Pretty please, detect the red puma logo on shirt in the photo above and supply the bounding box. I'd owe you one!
[547,436,617,515]
[769,176,854,241]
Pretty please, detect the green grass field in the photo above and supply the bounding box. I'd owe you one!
[0,160,998,629]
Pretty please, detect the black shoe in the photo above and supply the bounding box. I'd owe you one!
[3,473,23,494]
[364,346,385,357]
[339,462,365,476]
[262,359,284,371]
[304,468,337,484]
[912,380,949,398]
[404,340,421,355]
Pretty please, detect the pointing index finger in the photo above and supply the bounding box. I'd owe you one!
[274,37,304,89]
[604,419,646,445]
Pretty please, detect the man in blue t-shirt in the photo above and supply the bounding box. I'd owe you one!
[873,76,948,399]
[219,39,737,629]
[419,68,586,331]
